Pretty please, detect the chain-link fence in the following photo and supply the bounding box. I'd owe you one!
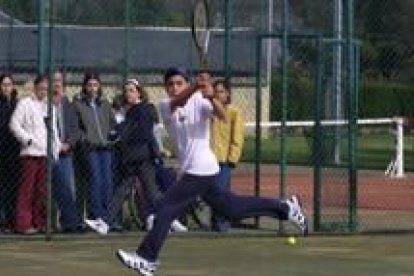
[0,0,412,237]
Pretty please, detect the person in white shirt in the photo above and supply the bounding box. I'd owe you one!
[115,67,308,276]
[9,73,60,234]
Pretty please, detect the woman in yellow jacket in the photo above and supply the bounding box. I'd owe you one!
[210,79,244,232]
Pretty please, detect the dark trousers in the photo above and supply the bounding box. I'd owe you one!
[211,163,232,232]
[87,149,113,219]
[137,173,289,261]
[15,156,46,232]
[0,155,20,230]
[107,161,158,225]
[53,155,81,230]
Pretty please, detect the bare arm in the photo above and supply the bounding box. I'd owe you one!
[201,83,226,120]
[209,97,226,120]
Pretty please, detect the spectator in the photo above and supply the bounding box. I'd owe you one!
[73,72,116,222]
[112,93,126,124]
[210,79,245,232]
[109,93,127,231]
[52,70,84,233]
[0,73,20,233]
[141,90,171,159]
[85,79,187,234]
[9,73,61,234]
[195,69,212,88]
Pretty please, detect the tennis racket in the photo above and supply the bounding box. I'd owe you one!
[191,0,211,69]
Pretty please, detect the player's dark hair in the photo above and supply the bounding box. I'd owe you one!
[164,67,189,84]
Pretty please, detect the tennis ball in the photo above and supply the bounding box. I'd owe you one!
[286,236,297,245]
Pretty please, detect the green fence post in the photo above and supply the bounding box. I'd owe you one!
[279,0,290,233]
[123,0,131,82]
[37,0,46,74]
[46,0,54,241]
[254,35,262,228]
[313,35,323,232]
[224,0,231,84]
[345,0,358,232]
[7,1,15,71]
[354,42,360,119]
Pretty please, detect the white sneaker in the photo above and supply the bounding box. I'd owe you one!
[84,218,109,235]
[146,214,188,233]
[116,249,158,276]
[286,195,308,235]
[170,219,188,233]
[146,214,155,232]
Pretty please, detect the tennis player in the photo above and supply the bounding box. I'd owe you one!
[116,67,308,276]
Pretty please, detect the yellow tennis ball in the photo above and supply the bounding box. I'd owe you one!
[286,236,297,245]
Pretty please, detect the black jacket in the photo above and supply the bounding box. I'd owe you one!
[0,92,20,159]
[118,102,159,165]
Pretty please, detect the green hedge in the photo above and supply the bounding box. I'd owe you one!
[270,76,414,121]
[359,81,414,118]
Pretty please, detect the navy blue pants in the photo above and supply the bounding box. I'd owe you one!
[87,149,113,219]
[53,155,81,231]
[211,163,232,232]
[137,173,289,261]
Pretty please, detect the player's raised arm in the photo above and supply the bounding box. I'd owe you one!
[169,83,197,112]
[201,83,225,120]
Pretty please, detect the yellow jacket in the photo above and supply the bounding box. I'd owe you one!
[210,105,244,164]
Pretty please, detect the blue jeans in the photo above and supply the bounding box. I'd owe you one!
[137,173,289,261]
[53,155,81,230]
[211,163,232,232]
[87,149,113,219]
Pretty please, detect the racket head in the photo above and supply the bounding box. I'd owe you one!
[191,0,210,67]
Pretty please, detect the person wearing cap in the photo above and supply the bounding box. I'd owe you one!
[73,71,116,223]
[115,67,308,275]
[84,79,187,234]
[9,73,61,234]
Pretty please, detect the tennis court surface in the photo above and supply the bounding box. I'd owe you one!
[0,233,413,275]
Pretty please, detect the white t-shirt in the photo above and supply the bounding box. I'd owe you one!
[158,91,219,176]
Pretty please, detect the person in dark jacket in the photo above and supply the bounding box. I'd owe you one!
[0,73,20,232]
[52,70,83,232]
[85,79,187,234]
[73,71,116,221]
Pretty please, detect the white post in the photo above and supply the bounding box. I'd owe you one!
[395,117,404,178]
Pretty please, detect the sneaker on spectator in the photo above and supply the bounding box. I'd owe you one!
[84,218,109,235]
[116,249,158,276]
[286,195,308,235]
[146,214,155,232]
[19,227,38,235]
[170,219,188,233]
[146,214,188,233]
